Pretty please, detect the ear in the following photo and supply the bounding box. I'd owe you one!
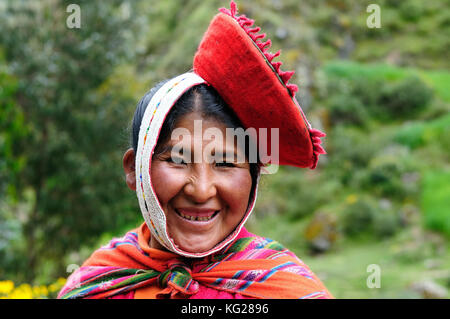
[123,148,136,191]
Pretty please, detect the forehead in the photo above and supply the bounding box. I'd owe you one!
[158,111,253,160]
[175,111,227,131]
[168,112,233,145]
[157,111,253,163]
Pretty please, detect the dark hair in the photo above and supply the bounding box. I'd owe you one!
[131,81,260,195]
[131,79,169,154]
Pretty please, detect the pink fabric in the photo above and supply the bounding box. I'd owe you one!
[108,229,257,299]
[108,285,251,299]
[108,291,135,299]
[189,285,251,299]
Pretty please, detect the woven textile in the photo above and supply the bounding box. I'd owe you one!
[58,223,333,299]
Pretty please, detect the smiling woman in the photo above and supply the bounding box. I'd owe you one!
[57,1,331,299]
[137,83,256,254]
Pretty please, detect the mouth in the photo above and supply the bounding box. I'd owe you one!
[175,208,220,222]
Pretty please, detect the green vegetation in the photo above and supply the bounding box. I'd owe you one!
[421,170,450,237]
[0,0,448,298]
[248,59,449,298]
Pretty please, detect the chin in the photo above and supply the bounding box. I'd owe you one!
[177,241,215,254]
[170,233,220,254]
[167,223,225,254]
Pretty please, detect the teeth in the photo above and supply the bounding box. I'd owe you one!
[178,211,216,222]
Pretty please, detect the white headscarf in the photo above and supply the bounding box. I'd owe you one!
[135,72,260,258]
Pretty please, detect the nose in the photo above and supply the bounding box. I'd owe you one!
[183,164,217,203]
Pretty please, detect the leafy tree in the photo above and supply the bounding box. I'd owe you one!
[0,0,139,282]
[0,54,27,201]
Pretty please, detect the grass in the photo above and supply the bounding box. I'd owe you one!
[420,71,450,102]
[304,233,450,299]
[323,61,450,102]
[394,112,450,149]
[248,213,450,299]
[249,61,450,298]
[421,170,450,237]
[323,61,412,82]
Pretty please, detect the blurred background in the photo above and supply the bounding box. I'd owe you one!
[0,0,449,299]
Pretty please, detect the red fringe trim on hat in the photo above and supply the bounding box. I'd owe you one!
[220,1,326,170]
[309,128,327,169]
[219,0,298,97]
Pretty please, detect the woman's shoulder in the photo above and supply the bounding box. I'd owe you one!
[223,227,309,264]
[235,227,296,253]
[204,228,335,299]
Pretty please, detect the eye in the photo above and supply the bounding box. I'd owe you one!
[166,156,187,165]
[215,161,236,168]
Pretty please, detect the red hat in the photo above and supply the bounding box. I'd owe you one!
[193,1,326,169]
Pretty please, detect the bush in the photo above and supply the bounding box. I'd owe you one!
[323,63,435,122]
[352,77,385,109]
[328,126,380,168]
[363,145,420,199]
[327,94,369,126]
[340,195,401,239]
[304,211,339,254]
[394,122,427,149]
[378,76,433,119]
[340,196,378,237]
[263,168,341,221]
[372,209,402,239]
[399,0,425,22]
[367,160,406,197]
[326,126,384,187]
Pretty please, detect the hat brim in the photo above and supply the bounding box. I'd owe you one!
[194,12,323,168]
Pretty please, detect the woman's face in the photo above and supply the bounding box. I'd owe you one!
[150,111,253,253]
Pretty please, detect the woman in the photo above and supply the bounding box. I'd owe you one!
[58,1,331,299]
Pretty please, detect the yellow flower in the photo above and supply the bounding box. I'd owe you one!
[32,285,49,298]
[0,280,15,294]
[32,286,41,296]
[56,278,67,286]
[346,194,358,204]
[0,278,67,299]
[40,285,49,297]
[48,278,66,295]
[9,284,33,299]
[48,283,59,293]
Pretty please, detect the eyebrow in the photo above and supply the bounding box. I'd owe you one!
[155,145,189,156]
[156,144,245,162]
[210,150,241,162]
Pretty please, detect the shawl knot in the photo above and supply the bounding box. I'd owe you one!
[156,259,199,298]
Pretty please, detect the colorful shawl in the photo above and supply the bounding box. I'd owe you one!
[58,223,333,299]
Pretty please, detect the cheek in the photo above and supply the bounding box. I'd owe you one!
[221,170,253,211]
[150,162,184,208]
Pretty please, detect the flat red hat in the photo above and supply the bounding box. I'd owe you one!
[193,1,326,169]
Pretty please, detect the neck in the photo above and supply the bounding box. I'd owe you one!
[149,235,169,252]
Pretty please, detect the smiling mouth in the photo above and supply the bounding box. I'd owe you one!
[175,209,220,222]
